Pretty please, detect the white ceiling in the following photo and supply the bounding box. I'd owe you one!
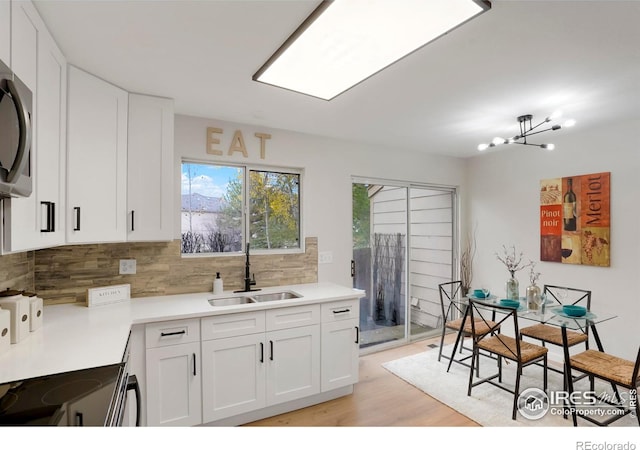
[33,0,640,158]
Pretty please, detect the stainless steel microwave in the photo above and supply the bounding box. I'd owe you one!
[0,58,32,198]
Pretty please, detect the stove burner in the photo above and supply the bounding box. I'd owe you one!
[0,392,18,414]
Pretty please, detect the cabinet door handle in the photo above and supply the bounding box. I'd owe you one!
[269,340,274,361]
[260,342,264,363]
[131,210,135,232]
[73,207,81,231]
[40,202,53,232]
[50,202,56,232]
[355,326,360,344]
[333,309,350,314]
[160,330,186,337]
[193,353,197,376]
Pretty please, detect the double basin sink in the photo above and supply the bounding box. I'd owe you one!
[208,290,301,307]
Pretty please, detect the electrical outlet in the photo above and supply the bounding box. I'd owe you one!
[119,259,136,275]
[318,251,333,264]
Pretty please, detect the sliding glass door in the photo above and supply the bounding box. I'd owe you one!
[352,178,456,352]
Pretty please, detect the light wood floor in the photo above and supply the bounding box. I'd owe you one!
[246,335,479,427]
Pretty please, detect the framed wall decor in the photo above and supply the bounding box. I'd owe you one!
[540,172,610,266]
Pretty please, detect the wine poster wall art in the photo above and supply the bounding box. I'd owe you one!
[540,172,610,266]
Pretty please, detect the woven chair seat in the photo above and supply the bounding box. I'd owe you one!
[477,334,548,364]
[570,349,639,386]
[521,323,588,347]
[446,317,497,335]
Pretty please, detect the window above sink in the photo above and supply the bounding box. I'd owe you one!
[181,161,302,257]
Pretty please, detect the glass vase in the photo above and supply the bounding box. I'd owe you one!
[506,276,519,300]
[526,284,541,310]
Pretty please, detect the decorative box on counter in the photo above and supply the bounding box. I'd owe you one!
[22,291,43,332]
[0,290,29,344]
[0,308,10,354]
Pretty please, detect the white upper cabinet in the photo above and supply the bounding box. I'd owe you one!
[0,1,10,64]
[127,94,174,241]
[34,29,67,249]
[2,0,37,253]
[10,0,37,91]
[66,65,128,244]
[3,2,174,248]
[1,0,68,254]
[2,0,67,253]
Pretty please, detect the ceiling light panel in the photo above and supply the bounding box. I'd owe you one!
[254,0,490,100]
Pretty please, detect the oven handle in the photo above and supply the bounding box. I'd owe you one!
[126,374,141,427]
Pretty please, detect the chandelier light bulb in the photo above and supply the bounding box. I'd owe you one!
[541,143,555,150]
[563,119,576,127]
[548,110,563,121]
[477,143,489,151]
[492,137,506,145]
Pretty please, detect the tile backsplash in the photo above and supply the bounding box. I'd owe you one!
[32,237,318,305]
[0,251,34,293]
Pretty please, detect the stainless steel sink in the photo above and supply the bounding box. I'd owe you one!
[208,296,256,307]
[249,291,302,302]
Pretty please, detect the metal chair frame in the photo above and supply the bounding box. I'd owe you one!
[467,298,548,420]
[437,281,474,369]
[520,285,591,377]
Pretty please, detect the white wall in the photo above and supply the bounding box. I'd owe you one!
[174,114,466,288]
[465,118,640,360]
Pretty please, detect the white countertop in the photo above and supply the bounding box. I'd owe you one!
[0,282,364,384]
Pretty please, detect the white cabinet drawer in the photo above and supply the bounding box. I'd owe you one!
[145,318,200,349]
[266,304,320,331]
[321,299,360,323]
[201,311,265,341]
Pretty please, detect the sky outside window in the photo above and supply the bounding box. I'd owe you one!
[181,163,241,198]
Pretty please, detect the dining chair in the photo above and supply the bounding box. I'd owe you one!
[565,344,640,426]
[467,298,548,420]
[437,281,497,372]
[520,285,591,383]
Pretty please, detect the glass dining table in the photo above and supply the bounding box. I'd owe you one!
[446,294,618,374]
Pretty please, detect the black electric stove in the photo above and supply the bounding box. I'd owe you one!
[1,334,139,427]
[0,363,125,426]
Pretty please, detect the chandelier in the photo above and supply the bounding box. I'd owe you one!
[478,112,576,152]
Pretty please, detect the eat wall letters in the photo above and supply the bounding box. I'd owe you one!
[206,127,271,159]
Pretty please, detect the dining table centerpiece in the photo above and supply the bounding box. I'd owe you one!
[526,260,542,310]
[496,245,531,300]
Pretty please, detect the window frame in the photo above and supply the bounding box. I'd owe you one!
[181,158,304,257]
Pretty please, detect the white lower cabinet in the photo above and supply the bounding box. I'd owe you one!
[201,333,266,422]
[201,305,321,423]
[321,299,360,391]
[145,318,201,427]
[139,298,360,426]
[266,325,320,405]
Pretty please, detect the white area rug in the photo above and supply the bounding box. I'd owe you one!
[382,345,638,427]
